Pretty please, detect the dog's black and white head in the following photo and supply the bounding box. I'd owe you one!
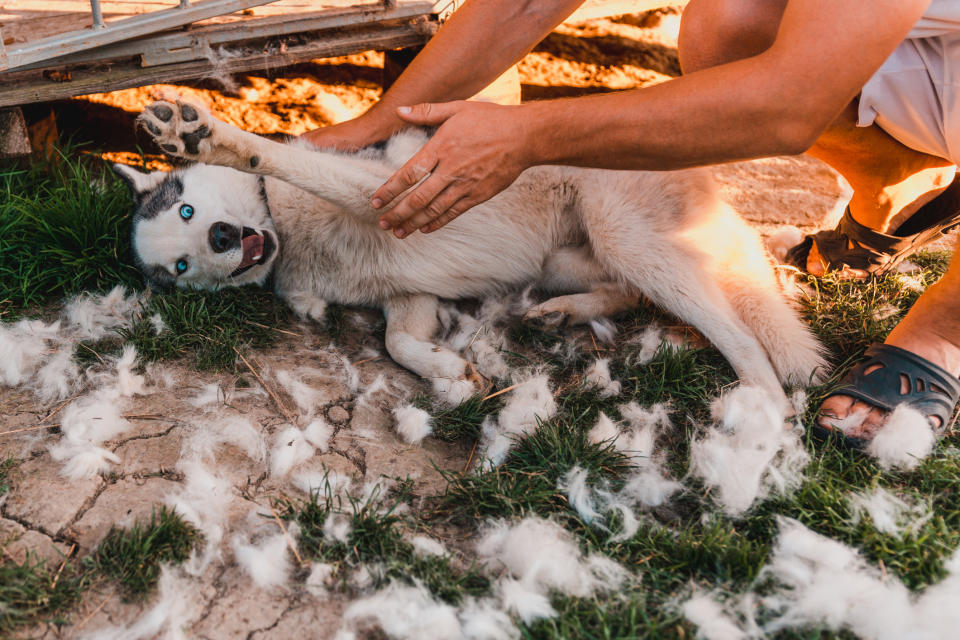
[115,163,278,290]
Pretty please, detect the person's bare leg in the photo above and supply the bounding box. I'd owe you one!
[804,102,955,278]
[681,0,955,267]
[681,0,960,437]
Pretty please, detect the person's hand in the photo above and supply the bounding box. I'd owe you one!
[300,112,390,151]
[372,100,533,238]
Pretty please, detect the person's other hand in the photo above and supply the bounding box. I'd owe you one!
[300,114,386,151]
[372,100,533,238]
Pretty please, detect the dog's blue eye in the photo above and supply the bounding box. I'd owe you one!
[179,204,194,220]
[175,259,188,274]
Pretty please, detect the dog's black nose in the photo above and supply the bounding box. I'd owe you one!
[208,222,240,253]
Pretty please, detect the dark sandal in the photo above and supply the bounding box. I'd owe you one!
[812,344,960,449]
[787,177,960,277]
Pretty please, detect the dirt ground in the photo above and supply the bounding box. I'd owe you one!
[1,8,949,639]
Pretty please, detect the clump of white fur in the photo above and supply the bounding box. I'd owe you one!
[186,415,267,464]
[629,325,666,366]
[64,285,141,341]
[166,461,235,574]
[270,424,325,477]
[82,565,197,640]
[476,517,629,623]
[48,387,132,479]
[688,386,808,516]
[336,581,463,640]
[681,593,750,640]
[847,487,931,538]
[479,374,557,468]
[757,517,960,639]
[232,528,295,589]
[393,405,433,444]
[866,404,936,471]
[583,358,621,398]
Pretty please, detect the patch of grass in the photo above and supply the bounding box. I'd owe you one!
[439,419,631,525]
[415,393,504,442]
[615,344,736,421]
[0,458,15,496]
[284,477,490,604]
[118,286,290,370]
[0,555,90,634]
[800,252,948,365]
[0,147,140,319]
[88,506,201,599]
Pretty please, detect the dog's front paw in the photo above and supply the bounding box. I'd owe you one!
[139,100,214,160]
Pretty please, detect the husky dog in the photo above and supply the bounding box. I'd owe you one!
[119,99,825,406]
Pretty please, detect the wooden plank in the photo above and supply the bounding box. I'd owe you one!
[0,22,429,108]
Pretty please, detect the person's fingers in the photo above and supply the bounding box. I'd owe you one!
[372,155,438,216]
[378,172,452,236]
[421,196,479,233]
[396,101,464,126]
[390,181,466,237]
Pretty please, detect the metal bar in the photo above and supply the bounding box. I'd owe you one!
[11,1,439,71]
[90,0,105,30]
[1,0,283,72]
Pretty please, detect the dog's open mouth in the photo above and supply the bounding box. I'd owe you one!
[230,227,275,277]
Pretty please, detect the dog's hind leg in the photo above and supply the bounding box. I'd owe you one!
[583,206,787,402]
[384,294,489,406]
[524,285,639,326]
[139,100,387,215]
[526,246,640,325]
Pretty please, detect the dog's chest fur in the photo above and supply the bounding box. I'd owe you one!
[264,167,588,306]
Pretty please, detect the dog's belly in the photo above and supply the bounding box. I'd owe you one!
[272,168,583,306]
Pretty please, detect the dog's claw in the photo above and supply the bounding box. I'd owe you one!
[465,362,492,397]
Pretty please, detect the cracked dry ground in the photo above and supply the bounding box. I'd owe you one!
[1,307,469,639]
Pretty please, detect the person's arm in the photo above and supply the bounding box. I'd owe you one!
[300,0,584,150]
[373,0,932,237]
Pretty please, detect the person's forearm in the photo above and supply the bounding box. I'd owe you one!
[521,0,927,171]
[363,0,583,138]
[520,58,823,171]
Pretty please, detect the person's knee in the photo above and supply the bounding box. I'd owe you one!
[678,0,787,73]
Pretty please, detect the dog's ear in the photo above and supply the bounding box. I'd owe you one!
[112,163,167,201]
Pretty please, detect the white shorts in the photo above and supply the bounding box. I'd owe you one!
[858,3,960,163]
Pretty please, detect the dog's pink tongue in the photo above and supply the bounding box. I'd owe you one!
[239,233,264,268]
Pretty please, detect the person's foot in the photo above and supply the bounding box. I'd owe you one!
[818,283,960,442]
[805,165,957,278]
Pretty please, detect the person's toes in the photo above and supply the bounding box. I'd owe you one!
[819,394,855,419]
[845,401,889,439]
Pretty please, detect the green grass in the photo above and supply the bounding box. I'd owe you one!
[0,146,140,319]
[87,506,202,599]
[0,555,90,634]
[281,475,490,604]
[0,506,200,632]
[0,458,15,497]
[119,286,290,370]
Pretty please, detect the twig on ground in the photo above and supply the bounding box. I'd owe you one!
[233,347,297,425]
[72,588,115,632]
[49,543,76,589]
[463,440,479,473]
[483,381,527,402]
[269,504,304,567]
[245,319,301,337]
